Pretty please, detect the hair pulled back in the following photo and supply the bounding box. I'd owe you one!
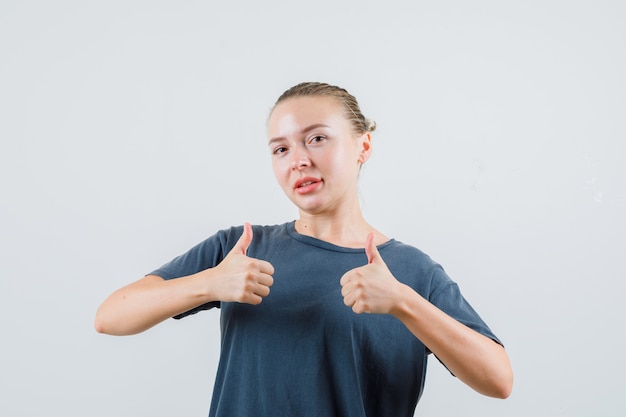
[273,82,376,135]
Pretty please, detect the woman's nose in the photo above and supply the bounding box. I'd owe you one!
[291,151,311,170]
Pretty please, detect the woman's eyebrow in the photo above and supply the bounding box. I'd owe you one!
[301,123,330,134]
[268,123,330,145]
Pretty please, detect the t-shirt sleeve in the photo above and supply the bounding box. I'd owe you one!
[423,265,503,376]
[428,264,503,348]
[148,227,241,319]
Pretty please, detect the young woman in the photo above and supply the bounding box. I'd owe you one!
[95,82,513,416]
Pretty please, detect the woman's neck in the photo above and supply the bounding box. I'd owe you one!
[295,211,387,248]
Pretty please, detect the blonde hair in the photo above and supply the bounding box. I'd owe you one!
[273,82,376,134]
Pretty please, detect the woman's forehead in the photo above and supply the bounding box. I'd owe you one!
[268,96,347,133]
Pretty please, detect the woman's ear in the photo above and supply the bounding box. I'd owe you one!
[357,132,372,164]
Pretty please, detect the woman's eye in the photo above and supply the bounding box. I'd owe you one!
[273,146,288,155]
[310,135,326,144]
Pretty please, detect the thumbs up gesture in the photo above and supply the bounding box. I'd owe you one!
[340,233,401,315]
[212,223,275,305]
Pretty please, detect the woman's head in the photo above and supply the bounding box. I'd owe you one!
[271,82,376,136]
[267,82,375,216]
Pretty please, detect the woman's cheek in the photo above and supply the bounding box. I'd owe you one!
[272,162,290,189]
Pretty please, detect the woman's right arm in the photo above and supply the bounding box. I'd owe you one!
[95,273,214,336]
[94,223,274,336]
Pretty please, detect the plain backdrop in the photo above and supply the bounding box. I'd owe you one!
[1,1,625,416]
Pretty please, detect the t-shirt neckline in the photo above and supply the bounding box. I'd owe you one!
[285,220,396,253]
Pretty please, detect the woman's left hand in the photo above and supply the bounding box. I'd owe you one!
[340,233,404,314]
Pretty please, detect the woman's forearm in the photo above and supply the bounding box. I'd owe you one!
[94,273,214,336]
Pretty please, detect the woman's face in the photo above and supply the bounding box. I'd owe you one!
[267,95,371,216]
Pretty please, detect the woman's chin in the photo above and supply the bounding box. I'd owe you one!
[292,199,327,215]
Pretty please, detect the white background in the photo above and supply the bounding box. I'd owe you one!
[1,1,625,416]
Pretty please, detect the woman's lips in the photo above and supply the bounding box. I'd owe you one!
[294,177,322,194]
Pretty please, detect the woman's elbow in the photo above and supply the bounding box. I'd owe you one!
[94,305,128,336]
[487,344,514,399]
[493,376,513,399]
[94,307,114,335]
[94,319,108,334]
[488,365,514,399]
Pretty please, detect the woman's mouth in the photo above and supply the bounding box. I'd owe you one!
[294,178,322,194]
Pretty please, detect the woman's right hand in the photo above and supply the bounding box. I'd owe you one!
[205,223,274,305]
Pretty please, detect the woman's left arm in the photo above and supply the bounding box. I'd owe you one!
[340,233,513,398]
[391,287,513,398]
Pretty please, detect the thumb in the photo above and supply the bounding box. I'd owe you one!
[365,232,382,264]
[232,222,253,255]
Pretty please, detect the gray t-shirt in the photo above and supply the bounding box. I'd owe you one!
[151,222,501,417]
